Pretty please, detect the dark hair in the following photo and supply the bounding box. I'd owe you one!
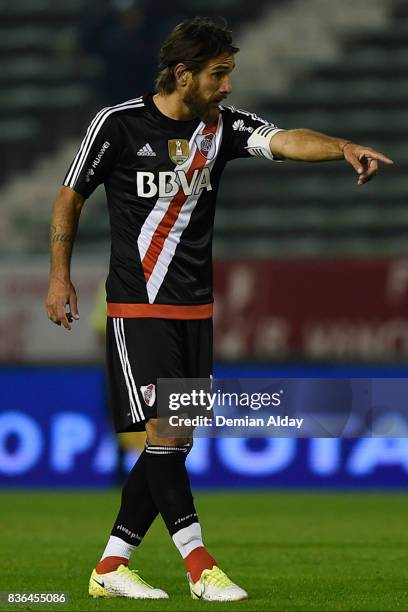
[155,16,239,94]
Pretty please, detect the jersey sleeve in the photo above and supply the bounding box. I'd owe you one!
[63,109,122,198]
[222,105,285,162]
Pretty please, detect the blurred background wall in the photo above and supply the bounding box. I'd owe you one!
[1,0,408,488]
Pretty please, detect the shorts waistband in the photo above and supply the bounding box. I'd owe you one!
[107,302,213,319]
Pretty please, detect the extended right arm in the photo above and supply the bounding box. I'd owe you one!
[46,186,85,330]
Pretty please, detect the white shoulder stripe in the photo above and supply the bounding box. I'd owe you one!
[65,96,144,185]
[64,97,145,188]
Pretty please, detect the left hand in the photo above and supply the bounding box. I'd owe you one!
[342,143,394,185]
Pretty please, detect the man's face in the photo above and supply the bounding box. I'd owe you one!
[182,53,235,124]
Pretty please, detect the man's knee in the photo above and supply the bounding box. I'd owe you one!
[145,418,192,447]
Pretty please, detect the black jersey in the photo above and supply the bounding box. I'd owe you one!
[63,94,282,319]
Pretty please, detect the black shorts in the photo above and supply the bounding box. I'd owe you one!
[106,317,213,432]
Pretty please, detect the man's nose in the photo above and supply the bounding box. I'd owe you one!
[220,75,232,95]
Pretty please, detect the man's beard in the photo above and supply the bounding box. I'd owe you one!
[183,83,219,124]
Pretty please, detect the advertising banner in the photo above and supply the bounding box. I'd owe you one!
[214,258,408,360]
[2,257,408,362]
[2,366,408,489]
[0,257,107,362]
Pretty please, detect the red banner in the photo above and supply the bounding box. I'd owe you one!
[213,258,408,361]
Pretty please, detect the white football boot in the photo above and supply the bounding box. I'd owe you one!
[89,564,169,599]
[188,566,248,601]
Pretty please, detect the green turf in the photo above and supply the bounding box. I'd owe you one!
[1,491,408,611]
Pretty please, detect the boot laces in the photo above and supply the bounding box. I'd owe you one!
[118,565,154,589]
[202,567,233,588]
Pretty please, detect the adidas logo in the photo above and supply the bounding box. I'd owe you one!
[137,143,156,156]
[232,119,254,133]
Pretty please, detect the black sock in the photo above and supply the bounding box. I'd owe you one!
[144,443,198,537]
[111,449,158,546]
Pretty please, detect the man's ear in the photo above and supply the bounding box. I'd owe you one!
[174,63,190,87]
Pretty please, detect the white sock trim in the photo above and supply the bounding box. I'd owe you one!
[172,522,203,559]
[100,535,135,561]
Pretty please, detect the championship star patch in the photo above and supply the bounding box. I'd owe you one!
[168,139,189,165]
[140,383,156,407]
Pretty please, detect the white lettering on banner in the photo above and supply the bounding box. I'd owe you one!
[216,438,296,475]
[93,434,118,473]
[348,438,408,475]
[50,413,95,472]
[3,410,408,481]
[254,317,290,358]
[137,169,212,198]
[0,412,43,475]
[386,259,408,302]
[304,320,408,360]
[308,438,341,475]
[214,265,255,359]
[186,438,211,473]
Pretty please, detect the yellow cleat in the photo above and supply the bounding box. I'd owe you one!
[188,566,248,601]
[88,564,169,600]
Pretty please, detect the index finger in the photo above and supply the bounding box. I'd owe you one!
[360,150,394,165]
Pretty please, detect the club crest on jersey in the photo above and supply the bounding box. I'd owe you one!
[168,139,189,165]
[195,132,216,161]
[140,383,156,407]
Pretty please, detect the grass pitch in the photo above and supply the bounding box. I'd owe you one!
[1,491,408,611]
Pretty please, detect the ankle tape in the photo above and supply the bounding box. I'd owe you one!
[145,442,192,455]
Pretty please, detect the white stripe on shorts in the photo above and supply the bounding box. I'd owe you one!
[113,317,144,423]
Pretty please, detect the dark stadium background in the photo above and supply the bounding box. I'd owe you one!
[1,2,408,611]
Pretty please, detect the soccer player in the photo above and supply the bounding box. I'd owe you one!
[46,17,393,602]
